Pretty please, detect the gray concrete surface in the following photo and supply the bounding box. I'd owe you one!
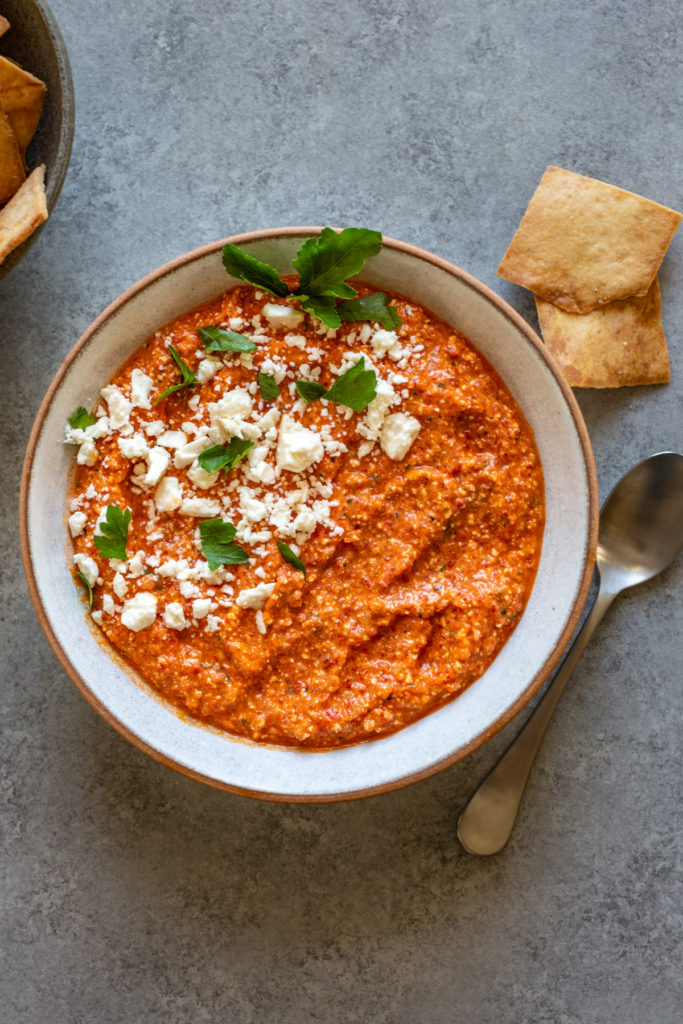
[1,1,681,1021]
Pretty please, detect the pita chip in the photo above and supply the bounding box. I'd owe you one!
[0,54,46,157]
[536,278,670,388]
[0,163,47,264]
[0,16,9,39]
[0,96,25,203]
[498,166,681,313]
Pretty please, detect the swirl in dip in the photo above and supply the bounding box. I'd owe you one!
[66,284,544,747]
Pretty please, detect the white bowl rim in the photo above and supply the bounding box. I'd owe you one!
[20,227,599,801]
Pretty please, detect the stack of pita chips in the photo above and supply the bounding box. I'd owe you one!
[498,166,681,387]
[0,14,48,265]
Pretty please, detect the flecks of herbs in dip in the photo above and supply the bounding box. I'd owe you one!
[65,227,544,747]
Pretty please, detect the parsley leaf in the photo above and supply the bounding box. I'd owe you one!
[222,243,289,297]
[76,571,94,612]
[292,227,382,299]
[277,540,306,576]
[298,294,341,329]
[200,519,249,571]
[68,406,97,430]
[94,505,131,561]
[296,380,327,403]
[155,346,197,404]
[197,437,254,474]
[258,372,280,402]
[338,292,402,330]
[198,325,256,353]
[323,357,377,412]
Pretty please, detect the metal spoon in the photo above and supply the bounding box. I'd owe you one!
[458,451,683,856]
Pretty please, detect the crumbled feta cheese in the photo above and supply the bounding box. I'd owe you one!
[144,420,165,437]
[208,388,255,442]
[205,614,223,633]
[179,580,201,599]
[68,511,87,538]
[155,476,183,512]
[192,598,213,620]
[187,461,219,490]
[130,369,154,409]
[102,593,115,616]
[236,582,276,610]
[263,304,304,330]
[174,435,213,468]
[73,553,98,587]
[140,446,170,488]
[76,438,98,466]
[157,430,188,449]
[121,592,157,631]
[118,434,149,460]
[379,412,421,461]
[255,610,267,635]
[112,571,128,599]
[101,385,133,430]
[163,602,187,630]
[276,414,324,473]
[196,358,221,384]
[127,551,146,578]
[179,496,221,517]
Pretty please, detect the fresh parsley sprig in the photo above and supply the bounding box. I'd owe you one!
[197,437,254,474]
[257,372,279,401]
[155,346,197,404]
[277,540,306,576]
[94,506,131,561]
[220,228,401,329]
[200,519,249,572]
[76,571,94,612]
[68,406,97,430]
[296,357,377,413]
[198,325,257,354]
[338,292,402,331]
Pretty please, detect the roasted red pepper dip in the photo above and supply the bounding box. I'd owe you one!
[66,285,544,747]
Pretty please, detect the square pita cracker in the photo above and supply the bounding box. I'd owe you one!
[536,278,669,388]
[0,97,25,203]
[498,166,681,313]
[0,55,46,156]
[0,163,47,264]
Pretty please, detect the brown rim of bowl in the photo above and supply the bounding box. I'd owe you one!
[19,227,599,803]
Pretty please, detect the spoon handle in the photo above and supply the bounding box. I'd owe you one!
[457,584,616,855]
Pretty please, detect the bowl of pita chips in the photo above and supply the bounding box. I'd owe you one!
[498,166,681,388]
[0,0,74,278]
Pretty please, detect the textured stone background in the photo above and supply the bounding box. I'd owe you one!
[1,1,681,1021]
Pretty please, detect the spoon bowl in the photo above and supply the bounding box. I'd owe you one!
[598,452,683,592]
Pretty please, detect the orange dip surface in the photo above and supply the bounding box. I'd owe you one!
[67,284,544,747]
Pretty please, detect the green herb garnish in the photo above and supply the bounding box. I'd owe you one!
[257,372,280,402]
[219,228,401,328]
[93,506,131,561]
[198,325,257,354]
[197,437,254,474]
[296,380,327,404]
[292,227,381,298]
[297,356,377,412]
[68,407,97,430]
[76,571,94,612]
[222,244,289,297]
[277,540,306,576]
[155,346,197,404]
[338,292,402,330]
[199,519,249,571]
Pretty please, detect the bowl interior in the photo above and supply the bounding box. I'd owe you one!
[23,232,596,801]
[0,0,74,279]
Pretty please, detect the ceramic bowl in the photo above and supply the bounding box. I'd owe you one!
[21,229,598,801]
[0,0,74,279]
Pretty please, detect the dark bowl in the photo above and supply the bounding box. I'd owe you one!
[0,0,74,279]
